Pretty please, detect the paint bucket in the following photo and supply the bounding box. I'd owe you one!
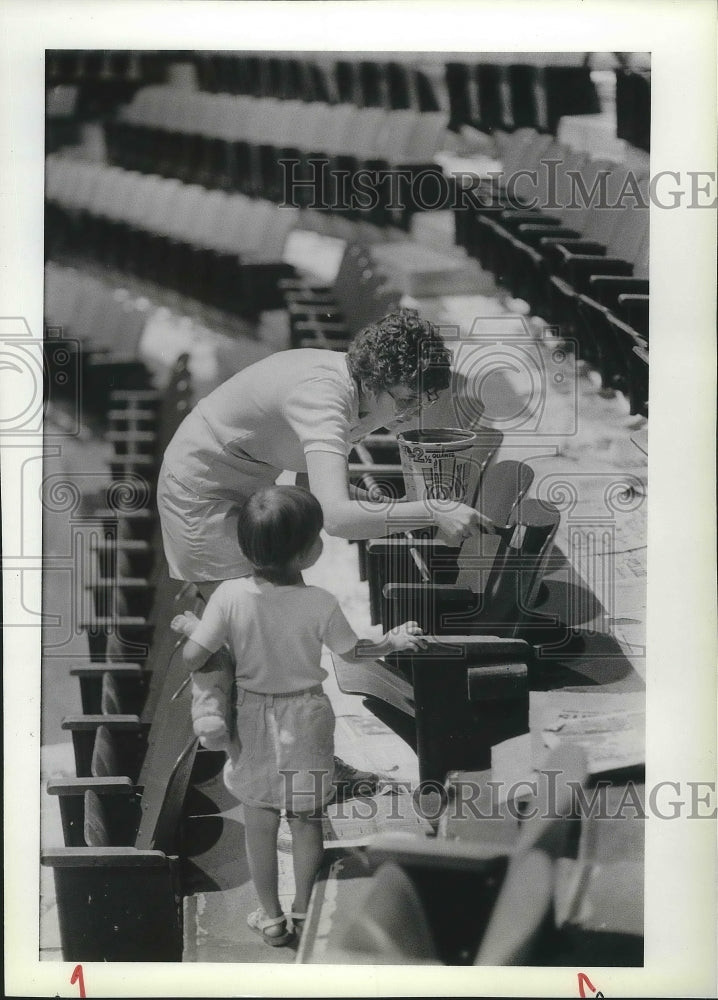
[396,428,482,504]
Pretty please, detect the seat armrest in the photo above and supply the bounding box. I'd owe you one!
[47,776,135,796]
[70,663,146,678]
[61,714,142,731]
[41,847,171,866]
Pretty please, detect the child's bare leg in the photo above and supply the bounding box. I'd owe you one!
[243,804,283,920]
[287,812,324,913]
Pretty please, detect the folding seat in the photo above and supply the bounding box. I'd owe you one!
[445,62,471,132]
[234,201,300,314]
[151,183,215,295]
[107,85,166,173]
[467,134,578,273]
[171,91,227,188]
[389,109,451,228]
[544,173,650,348]
[381,495,562,648]
[476,143,597,299]
[193,92,239,191]
[71,661,152,719]
[454,128,556,256]
[81,164,128,262]
[540,64,602,134]
[46,50,82,86]
[252,97,307,201]
[173,187,232,305]
[490,160,650,335]
[386,61,412,110]
[506,61,600,136]
[214,53,242,96]
[44,261,83,331]
[445,61,509,136]
[292,102,358,211]
[328,748,591,962]
[127,85,178,176]
[42,730,197,961]
[304,60,334,104]
[44,157,102,256]
[201,191,256,310]
[333,106,391,221]
[158,89,212,185]
[141,181,206,289]
[462,63,512,135]
[124,174,183,279]
[228,95,267,195]
[364,444,515,626]
[280,57,306,101]
[350,108,440,228]
[202,52,237,95]
[266,100,325,206]
[507,63,544,130]
[335,59,362,105]
[201,93,249,193]
[591,299,649,417]
[413,67,441,113]
[45,156,74,255]
[616,68,651,153]
[61,712,147,784]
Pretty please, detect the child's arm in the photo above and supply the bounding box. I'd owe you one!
[171,611,220,672]
[170,610,232,750]
[341,621,428,663]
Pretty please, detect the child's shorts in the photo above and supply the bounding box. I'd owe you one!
[224,685,336,814]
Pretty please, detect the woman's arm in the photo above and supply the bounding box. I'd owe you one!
[298,470,372,503]
[305,450,492,543]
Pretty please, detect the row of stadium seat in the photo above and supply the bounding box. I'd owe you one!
[45,155,299,315]
[450,128,649,416]
[104,90,449,225]
[41,359,217,962]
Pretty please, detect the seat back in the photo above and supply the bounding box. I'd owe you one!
[474,746,589,964]
[90,724,121,778]
[329,861,440,963]
[480,497,561,634]
[456,459,535,593]
[136,735,199,852]
[83,788,111,847]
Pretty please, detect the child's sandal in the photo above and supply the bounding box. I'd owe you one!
[289,912,307,939]
[247,908,293,947]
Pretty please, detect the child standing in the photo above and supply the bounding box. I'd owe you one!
[171,484,426,947]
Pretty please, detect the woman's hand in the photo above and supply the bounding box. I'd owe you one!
[384,621,428,653]
[430,500,494,546]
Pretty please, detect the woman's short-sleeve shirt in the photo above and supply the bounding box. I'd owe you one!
[163,349,359,495]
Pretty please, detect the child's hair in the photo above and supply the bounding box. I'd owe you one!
[346,307,452,398]
[236,485,324,576]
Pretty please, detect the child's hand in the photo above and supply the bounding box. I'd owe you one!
[193,715,229,751]
[171,611,200,638]
[385,621,427,652]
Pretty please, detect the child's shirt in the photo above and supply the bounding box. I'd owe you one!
[189,577,359,694]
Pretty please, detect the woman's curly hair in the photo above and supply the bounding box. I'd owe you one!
[346,308,452,397]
